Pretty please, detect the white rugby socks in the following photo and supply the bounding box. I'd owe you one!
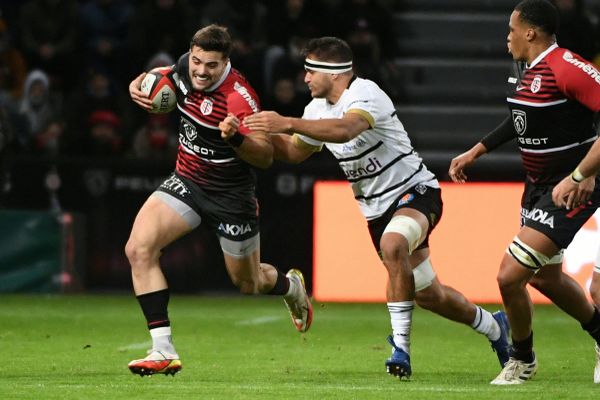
[388,301,414,354]
[471,306,501,341]
[150,326,178,356]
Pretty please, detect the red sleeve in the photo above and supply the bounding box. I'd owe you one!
[227,83,262,135]
[548,48,600,112]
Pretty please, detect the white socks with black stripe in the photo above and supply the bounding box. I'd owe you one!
[388,301,414,354]
[471,306,501,341]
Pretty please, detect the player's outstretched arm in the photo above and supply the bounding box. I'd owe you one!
[244,111,369,143]
[271,134,315,164]
[448,142,488,183]
[129,73,153,111]
[220,113,273,169]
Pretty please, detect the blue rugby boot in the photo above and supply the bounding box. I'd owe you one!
[385,335,411,379]
[490,310,511,367]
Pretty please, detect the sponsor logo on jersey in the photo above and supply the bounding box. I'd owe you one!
[512,109,527,135]
[521,207,554,228]
[531,75,542,93]
[234,82,259,113]
[179,133,217,156]
[517,137,548,145]
[341,137,367,152]
[342,157,383,179]
[563,51,600,84]
[200,98,213,115]
[397,193,414,207]
[218,222,252,236]
[160,175,190,196]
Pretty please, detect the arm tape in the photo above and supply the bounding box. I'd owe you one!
[480,116,514,152]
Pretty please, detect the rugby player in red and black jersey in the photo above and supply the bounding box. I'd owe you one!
[449,0,600,385]
[124,25,312,377]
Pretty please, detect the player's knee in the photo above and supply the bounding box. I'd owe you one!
[380,236,408,267]
[382,215,423,256]
[125,238,156,269]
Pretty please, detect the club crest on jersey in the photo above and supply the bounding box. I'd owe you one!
[530,74,542,93]
[512,109,527,135]
[397,193,414,207]
[200,98,213,115]
[414,184,427,195]
[182,118,197,141]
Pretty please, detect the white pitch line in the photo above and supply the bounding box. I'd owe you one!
[117,341,151,352]
[235,315,283,326]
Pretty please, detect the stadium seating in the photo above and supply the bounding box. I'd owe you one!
[392,1,522,181]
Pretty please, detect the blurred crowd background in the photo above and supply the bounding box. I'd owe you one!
[0,0,406,161]
[3,0,600,292]
[2,0,600,162]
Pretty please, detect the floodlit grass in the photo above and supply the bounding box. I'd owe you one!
[0,295,598,399]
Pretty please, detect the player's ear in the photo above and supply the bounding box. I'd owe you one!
[526,27,536,41]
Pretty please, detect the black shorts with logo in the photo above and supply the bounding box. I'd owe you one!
[367,184,443,253]
[156,171,259,241]
[521,179,600,249]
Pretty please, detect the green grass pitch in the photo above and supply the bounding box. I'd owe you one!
[0,295,598,399]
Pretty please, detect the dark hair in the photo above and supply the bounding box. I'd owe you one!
[190,24,232,58]
[302,37,353,63]
[514,0,558,35]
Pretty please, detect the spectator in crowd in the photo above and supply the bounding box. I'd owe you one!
[0,18,27,103]
[79,0,134,85]
[17,69,66,155]
[262,0,328,93]
[264,76,307,117]
[128,0,195,75]
[145,51,175,71]
[333,0,398,95]
[130,114,177,160]
[18,0,80,92]
[64,64,132,154]
[200,0,267,92]
[84,109,124,156]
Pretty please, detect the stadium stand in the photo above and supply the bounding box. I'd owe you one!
[391,0,523,181]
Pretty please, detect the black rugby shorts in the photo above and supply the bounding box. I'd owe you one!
[156,171,259,241]
[520,179,600,249]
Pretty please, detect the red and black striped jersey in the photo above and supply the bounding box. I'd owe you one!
[172,52,261,191]
[507,44,600,184]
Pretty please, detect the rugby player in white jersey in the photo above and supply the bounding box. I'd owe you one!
[243,36,510,379]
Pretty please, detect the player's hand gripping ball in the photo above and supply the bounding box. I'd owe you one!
[140,67,179,114]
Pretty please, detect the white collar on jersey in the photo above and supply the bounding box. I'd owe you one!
[204,61,232,92]
[526,43,558,69]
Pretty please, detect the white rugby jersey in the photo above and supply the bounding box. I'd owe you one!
[297,77,439,220]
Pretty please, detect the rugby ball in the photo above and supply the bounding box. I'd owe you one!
[140,67,179,114]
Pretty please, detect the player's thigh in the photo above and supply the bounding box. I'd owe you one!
[129,194,194,250]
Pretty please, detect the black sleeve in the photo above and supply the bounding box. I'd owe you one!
[480,116,515,152]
